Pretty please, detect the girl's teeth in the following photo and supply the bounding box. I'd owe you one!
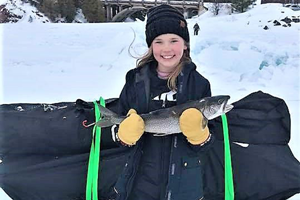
[163,56,173,59]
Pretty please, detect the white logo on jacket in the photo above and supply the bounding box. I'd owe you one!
[153,91,177,107]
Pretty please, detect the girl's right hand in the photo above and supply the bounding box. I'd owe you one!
[117,109,145,145]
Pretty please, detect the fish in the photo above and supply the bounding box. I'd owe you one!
[95,95,233,136]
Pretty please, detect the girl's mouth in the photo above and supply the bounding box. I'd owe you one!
[161,55,175,59]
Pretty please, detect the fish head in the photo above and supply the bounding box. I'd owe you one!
[199,95,233,120]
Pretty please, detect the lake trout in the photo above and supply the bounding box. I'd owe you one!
[95,95,233,136]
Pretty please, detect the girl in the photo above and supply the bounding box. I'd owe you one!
[114,4,212,200]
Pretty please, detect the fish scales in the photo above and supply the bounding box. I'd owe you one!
[96,95,233,136]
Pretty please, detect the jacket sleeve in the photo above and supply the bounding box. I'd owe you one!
[202,79,211,98]
[117,69,136,116]
[188,72,212,151]
[193,72,212,99]
[113,69,137,146]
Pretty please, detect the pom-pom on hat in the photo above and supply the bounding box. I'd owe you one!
[145,4,190,47]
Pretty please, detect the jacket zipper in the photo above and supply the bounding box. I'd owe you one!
[165,135,177,200]
[125,145,142,199]
[160,136,165,199]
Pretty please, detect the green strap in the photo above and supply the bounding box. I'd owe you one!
[86,97,105,200]
[86,102,233,200]
[221,114,235,200]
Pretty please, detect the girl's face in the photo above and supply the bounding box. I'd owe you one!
[152,33,187,72]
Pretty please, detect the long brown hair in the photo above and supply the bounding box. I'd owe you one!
[136,41,191,91]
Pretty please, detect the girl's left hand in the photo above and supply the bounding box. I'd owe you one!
[179,108,210,145]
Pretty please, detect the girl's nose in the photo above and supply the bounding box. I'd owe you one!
[162,43,172,51]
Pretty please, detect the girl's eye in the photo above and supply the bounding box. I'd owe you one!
[155,41,162,44]
[171,40,178,43]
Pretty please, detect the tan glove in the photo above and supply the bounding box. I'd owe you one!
[179,108,210,145]
[117,109,145,145]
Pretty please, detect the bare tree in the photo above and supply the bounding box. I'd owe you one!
[210,0,223,15]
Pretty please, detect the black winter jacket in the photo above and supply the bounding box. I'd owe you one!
[114,61,212,200]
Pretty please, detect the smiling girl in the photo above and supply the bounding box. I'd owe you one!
[113,4,213,200]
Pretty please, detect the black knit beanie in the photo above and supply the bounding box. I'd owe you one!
[145,4,190,47]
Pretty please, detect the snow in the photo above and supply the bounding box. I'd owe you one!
[0,2,300,200]
[3,0,50,23]
[0,0,7,5]
[73,8,88,23]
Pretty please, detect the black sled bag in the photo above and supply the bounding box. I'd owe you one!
[0,99,128,200]
[0,91,300,200]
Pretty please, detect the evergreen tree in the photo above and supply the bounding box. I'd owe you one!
[73,0,84,8]
[231,0,255,13]
[40,0,60,21]
[58,0,76,22]
[82,0,105,22]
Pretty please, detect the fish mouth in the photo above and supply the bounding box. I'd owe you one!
[204,97,234,120]
[222,98,234,114]
[224,104,234,113]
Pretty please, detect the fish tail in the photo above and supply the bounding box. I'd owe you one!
[96,118,114,127]
[95,104,119,127]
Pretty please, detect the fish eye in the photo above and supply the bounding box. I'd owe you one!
[218,99,224,104]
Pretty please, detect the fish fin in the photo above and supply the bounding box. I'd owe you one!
[95,103,118,127]
[95,118,114,127]
[153,133,167,136]
[148,106,180,118]
[96,104,118,117]
[202,117,208,129]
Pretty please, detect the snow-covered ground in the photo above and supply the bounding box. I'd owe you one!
[0,2,300,200]
[1,0,50,23]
